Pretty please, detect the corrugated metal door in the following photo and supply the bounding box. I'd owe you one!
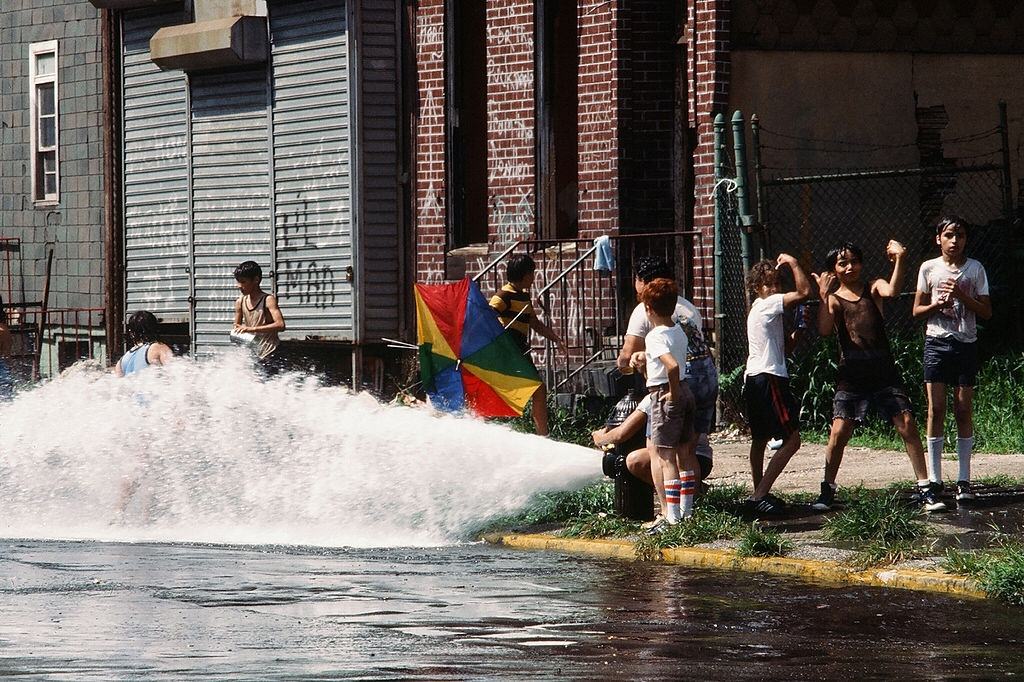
[121,8,190,324]
[189,70,272,351]
[269,0,354,340]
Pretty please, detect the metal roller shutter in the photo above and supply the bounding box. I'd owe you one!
[269,0,354,340]
[189,70,272,351]
[121,8,190,323]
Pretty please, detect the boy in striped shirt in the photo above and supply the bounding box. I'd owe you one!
[489,254,567,436]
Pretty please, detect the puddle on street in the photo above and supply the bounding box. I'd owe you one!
[1,540,1022,679]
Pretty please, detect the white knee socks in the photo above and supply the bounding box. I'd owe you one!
[957,436,974,482]
[926,436,943,484]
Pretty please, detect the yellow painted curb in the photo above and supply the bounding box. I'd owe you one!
[485,533,987,600]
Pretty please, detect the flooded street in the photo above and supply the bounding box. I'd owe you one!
[2,539,1022,680]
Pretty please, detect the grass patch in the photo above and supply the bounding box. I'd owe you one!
[822,489,931,566]
[973,474,1024,488]
[634,509,745,561]
[944,542,1024,605]
[474,482,614,534]
[736,523,792,558]
[561,513,642,539]
[700,483,750,511]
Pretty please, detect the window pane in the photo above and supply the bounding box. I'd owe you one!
[40,116,56,148]
[36,52,55,76]
[43,152,56,174]
[45,171,57,197]
[38,83,55,116]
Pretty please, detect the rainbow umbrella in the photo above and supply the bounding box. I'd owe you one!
[414,277,541,417]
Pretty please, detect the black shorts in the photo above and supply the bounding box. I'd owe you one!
[743,373,800,441]
[833,385,913,423]
[923,336,978,387]
[697,454,713,481]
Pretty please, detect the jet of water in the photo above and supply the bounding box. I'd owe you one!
[0,352,601,547]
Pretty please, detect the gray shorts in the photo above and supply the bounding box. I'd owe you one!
[649,384,695,449]
[685,355,719,436]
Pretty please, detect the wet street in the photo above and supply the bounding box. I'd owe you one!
[1,540,1023,679]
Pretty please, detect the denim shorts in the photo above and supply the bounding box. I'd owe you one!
[923,336,978,387]
[685,355,719,436]
[833,385,913,423]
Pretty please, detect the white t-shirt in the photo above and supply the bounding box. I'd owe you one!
[644,323,689,387]
[626,296,709,358]
[745,293,788,378]
[916,257,989,343]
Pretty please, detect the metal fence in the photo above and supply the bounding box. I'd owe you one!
[714,105,1020,427]
[1,306,106,384]
[472,232,698,394]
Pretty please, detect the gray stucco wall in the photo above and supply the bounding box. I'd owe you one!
[0,0,105,313]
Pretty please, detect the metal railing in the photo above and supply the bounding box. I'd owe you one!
[472,232,699,394]
[2,305,106,383]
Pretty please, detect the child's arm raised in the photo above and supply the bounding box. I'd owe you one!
[873,240,907,299]
[778,253,812,308]
[812,272,836,336]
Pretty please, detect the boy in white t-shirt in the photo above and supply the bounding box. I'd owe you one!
[629,278,698,527]
[742,253,811,514]
[912,216,992,502]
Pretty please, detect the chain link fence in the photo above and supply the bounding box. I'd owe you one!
[714,111,1021,430]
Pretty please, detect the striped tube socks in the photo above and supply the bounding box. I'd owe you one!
[665,479,681,523]
[680,470,696,519]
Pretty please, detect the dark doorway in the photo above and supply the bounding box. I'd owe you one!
[536,0,579,240]
[444,0,488,248]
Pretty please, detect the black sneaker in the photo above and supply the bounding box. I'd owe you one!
[918,483,947,512]
[812,482,836,511]
[764,493,788,508]
[956,480,977,502]
[748,496,785,515]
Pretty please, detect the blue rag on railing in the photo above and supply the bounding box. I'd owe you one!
[593,235,615,272]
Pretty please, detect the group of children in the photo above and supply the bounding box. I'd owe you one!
[493,216,990,526]
[744,215,990,514]
[114,261,286,378]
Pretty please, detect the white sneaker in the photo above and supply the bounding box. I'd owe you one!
[768,437,784,451]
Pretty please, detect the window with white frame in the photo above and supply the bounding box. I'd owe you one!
[30,41,59,203]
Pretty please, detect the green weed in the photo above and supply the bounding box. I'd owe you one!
[736,523,793,558]
[944,542,1024,605]
[633,509,745,561]
[699,483,749,512]
[561,513,642,539]
[786,336,1024,454]
[822,490,927,544]
[474,482,614,534]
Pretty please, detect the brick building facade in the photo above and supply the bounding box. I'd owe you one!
[410,0,1024,356]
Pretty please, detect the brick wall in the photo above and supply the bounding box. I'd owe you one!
[617,0,675,233]
[576,0,620,241]
[487,0,535,249]
[0,0,105,313]
[412,0,446,284]
[689,0,732,320]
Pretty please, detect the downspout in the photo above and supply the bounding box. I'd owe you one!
[101,7,124,361]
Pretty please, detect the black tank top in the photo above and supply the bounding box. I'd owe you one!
[832,293,898,391]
